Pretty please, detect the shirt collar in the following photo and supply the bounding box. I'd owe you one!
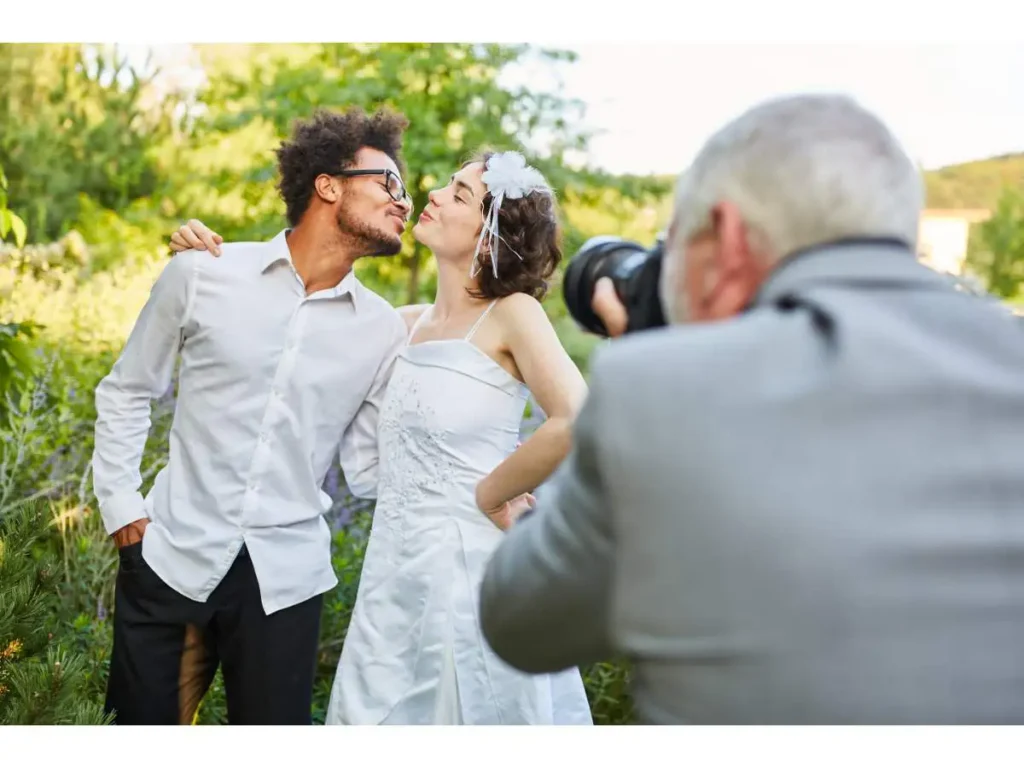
[330,269,361,311]
[259,229,293,272]
[260,229,361,312]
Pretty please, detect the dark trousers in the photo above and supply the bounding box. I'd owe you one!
[104,543,323,725]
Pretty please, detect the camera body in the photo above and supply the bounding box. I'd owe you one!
[562,235,667,337]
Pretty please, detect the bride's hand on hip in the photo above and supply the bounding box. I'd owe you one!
[482,493,536,531]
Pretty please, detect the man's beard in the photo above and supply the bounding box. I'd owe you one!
[336,203,403,258]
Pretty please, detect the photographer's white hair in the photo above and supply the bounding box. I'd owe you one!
[671,94,924,260]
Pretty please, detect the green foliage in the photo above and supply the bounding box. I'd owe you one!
[0,322,37,427]
[0,506,112,724]
[0,343,167,725]
[0,44,178,243]
[965,187,1024,302]
[0,350,118,518]
[0,160,36,425]
[0,163,27,249]
[1,231,91,285]
[583,660,637,725]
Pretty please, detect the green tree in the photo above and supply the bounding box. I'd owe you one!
[0,160,36,424]
[0,43,178,243]
[966,187,1024,302]
[0,162,26,249]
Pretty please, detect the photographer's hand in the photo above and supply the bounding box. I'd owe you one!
[591,278,629,338]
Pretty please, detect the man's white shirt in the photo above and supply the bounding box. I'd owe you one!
[91,230,406,614]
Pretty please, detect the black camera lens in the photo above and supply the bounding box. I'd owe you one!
[562,236,666,337]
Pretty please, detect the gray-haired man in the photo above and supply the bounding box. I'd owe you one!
[480,94,1024,724]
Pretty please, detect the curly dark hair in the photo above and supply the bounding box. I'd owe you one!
[275,106,409,226]
[464,150,562,301]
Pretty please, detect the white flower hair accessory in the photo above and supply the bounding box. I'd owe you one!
[471,151,552,279]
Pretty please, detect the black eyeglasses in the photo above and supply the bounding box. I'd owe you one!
[334,168,410,204]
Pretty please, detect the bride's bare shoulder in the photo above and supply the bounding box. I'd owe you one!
[490,293,560,352]
[493,292,549,326]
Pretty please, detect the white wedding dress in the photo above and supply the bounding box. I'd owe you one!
[325,302,593,725]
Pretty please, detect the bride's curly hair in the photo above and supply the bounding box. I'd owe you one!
[464,150,563,301]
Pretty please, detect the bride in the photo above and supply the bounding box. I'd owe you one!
[168,150,594,725]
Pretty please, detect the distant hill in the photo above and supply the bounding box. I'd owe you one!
[924,152,1024,210]
[608,154,1024,214]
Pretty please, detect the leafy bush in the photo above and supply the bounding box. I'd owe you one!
[0,505,111,724]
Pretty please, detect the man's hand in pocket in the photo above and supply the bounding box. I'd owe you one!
[112,518,150,549]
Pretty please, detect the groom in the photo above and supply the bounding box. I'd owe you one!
[91,107,413,724]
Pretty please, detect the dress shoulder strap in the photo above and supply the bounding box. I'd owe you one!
[464,300,499,341]
[407,306,432,342]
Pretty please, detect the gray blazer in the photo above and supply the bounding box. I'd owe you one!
[480,241,1024,724]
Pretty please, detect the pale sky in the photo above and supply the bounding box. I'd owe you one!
[511,43,1024,175]
[129,42,1024,176]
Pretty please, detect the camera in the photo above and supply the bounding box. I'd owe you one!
[562,235,667,336]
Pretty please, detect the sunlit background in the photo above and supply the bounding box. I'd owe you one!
[1,35,1022,725]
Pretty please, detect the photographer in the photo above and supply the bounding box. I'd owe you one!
[479,93,1024,724]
